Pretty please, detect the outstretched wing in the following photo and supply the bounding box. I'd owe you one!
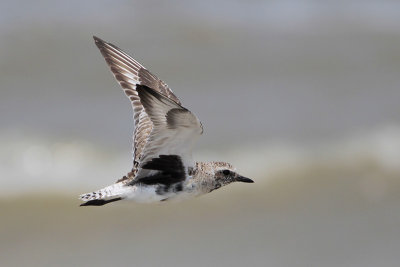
[93,36,183,179]
[133,85,203,181]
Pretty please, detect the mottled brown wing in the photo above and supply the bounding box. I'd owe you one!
[133,86,203,181]
[93,36,182,181]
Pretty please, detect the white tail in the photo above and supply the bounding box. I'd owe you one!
[79,183,127,202]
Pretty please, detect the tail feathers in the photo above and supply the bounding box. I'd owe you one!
[79,183,126,206]
[80,197,122,206]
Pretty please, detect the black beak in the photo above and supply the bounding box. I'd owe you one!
[236,175,254,183]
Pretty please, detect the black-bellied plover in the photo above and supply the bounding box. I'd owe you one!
[79,37,253,206]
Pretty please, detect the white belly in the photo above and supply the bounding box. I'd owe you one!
[123,184,200,203]
[123,185,163,203]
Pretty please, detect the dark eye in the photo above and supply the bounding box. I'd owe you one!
[222,170,230,175]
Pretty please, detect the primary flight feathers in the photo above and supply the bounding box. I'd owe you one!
[93,36,201,182]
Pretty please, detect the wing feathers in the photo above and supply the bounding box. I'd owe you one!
[136,85,182,126]
[134,85,203,179]
[93,36,202,184]
[167,108,203,132]
[93,36,184,181]
[136,85,202,133]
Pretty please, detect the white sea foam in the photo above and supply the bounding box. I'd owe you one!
[1,125,400,196]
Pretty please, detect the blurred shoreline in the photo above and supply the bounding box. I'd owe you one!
[2,147,400,267]
[1,124,400,196]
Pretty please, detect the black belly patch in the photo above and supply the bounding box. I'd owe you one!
[174,183,183,192]
[135,155,186,188]
[155,182,184,195]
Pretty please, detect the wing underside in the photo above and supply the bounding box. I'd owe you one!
[93,37,202,184]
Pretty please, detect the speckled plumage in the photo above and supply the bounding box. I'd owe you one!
[79,37,253,206]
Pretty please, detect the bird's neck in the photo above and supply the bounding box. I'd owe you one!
[187,162,216,193]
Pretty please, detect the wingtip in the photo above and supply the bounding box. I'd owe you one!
[93,35,101,42]
[93,36,107,48]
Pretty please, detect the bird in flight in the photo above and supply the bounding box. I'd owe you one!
[79,36,253,206]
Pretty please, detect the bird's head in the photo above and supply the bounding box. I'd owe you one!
[210,162,254,191]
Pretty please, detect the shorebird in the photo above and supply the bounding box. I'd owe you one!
[79,36,253,206]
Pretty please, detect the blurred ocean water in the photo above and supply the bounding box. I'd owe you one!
[2,125,400,194]
[2,135,400,267]
[1,1,400,266]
